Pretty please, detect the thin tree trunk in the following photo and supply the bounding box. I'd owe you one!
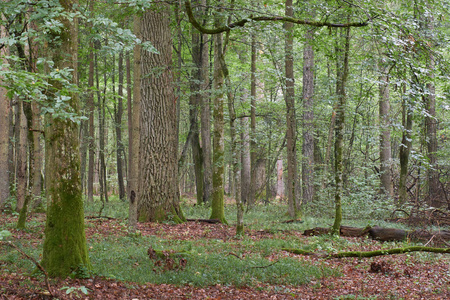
[95,50,105,204]
[398,83,413,206]
[210,4,227,224]
[241,114,251,204]
[87,22,95,202]
[249,27,257,208]
[424,16,438,207]
[0,24,10,207]
[332,27,350,236]
[199,0,212,205]
[190,2,205,205]
[115,51,126,200]
[15,100,27,213]
[284,0,299,219]
[379,60,393,198]
[128,15,140,230]
[302,26,315,205]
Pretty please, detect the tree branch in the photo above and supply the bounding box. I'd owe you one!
[185,0,370,35]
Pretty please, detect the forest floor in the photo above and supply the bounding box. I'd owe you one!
[1,202,450,299]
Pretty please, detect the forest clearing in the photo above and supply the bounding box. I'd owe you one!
[1,199,449,299]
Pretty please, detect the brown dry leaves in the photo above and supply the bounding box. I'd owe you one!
[1,213,450,299]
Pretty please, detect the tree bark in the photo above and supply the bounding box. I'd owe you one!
[0,22,10,208]
[87,17,95,202]
[210,4,227,224]
[138,3,184,223]
[332,27,350,236]
[198,0,212,205]
[249,27,257,208]
[190,2,205,205]
[284,0,299,219]
[127,15,140,230]
[301,26,315,205]
[241,114,251,204]
[398,82,413,206]
[15,100,27,213]
[424,16,439,207]
[115,51,126,200]
[378,60,394,198]
[42,0,90,277]
[276,158,284,199]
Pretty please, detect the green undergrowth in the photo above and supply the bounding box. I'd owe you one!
[89,234,340,287]
[3,198,445,289]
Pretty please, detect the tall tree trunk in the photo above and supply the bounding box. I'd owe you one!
[284,0,299,219]
[138,3,184,223]
[210,5,227,224]
[42,0,90,277]
[15,100,27,213]
[221,54,243,234]
[332,27,350,236]
[87,23,95,202]
[398,83,413,206]
[249,27,257,208]
[190,2,205,205]
[128,15,141,229]
[115,51,126,200]
[0,24,10,208]
[276,158,284,199]
[379,60,394,198]
[198,0,212,205]
[241,114,251,204]
[301,26,315,205]
[424,17,438,207]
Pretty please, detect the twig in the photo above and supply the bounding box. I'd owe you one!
[226,252,241,259]
[0,241,54,297]
[424,235,435,247]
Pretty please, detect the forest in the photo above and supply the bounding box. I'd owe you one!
[1,0,450,299]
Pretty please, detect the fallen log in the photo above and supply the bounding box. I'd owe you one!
[283,246,450,259]
[329,246,450,258]
[368,226,407,242]
[186,218,221,224]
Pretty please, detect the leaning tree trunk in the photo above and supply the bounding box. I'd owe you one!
[284,0,300,219]
[138,3,184,223]
[41,0,90,277]
[332,27,350,236]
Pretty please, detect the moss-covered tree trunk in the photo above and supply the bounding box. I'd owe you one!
[332,27,350,236]
[41,0,90,277]
[210,4,227,224]
[137,3,184,223]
